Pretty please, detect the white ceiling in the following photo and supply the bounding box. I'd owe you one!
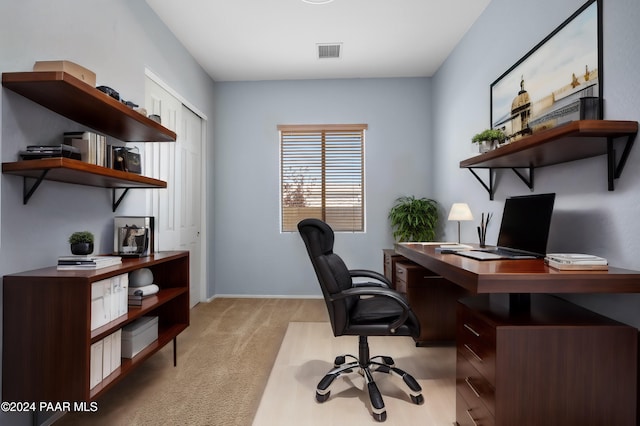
[145,0,491,82]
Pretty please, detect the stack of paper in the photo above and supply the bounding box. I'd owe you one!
[545,253,608,270]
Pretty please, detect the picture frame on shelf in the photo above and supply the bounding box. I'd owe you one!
[490,0,602,141]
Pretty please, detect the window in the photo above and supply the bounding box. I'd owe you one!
[279,124,367,232]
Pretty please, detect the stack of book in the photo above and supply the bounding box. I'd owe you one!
[19,144,81,160]
[128,284,160,306]
[63,131,109,166]
[544,253,608,271]
[57,255,122,270]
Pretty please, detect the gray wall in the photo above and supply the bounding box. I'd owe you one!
[432,0,640,327]
[2,0,640,423]
[212,78,434,296]
[0,1,215,424]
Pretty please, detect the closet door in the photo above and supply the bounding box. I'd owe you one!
[145,77,204,307]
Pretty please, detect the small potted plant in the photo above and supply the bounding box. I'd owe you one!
[68,231,94,255]
[472,128,507,152]
[388,196,439,242]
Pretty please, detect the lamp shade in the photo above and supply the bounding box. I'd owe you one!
[448,203,473,221]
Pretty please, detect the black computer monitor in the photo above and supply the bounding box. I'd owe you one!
[496,193,556,256]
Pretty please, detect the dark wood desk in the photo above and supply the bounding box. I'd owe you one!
[394,243,639,426]
[395,242,640,294]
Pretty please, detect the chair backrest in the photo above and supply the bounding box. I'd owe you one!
[297,218,356,336]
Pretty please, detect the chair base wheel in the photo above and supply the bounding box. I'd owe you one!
[372,411,387,422]
[316,391,330,403]
[411,394,424,405]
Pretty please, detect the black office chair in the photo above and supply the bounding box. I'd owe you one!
[297,218,424,422]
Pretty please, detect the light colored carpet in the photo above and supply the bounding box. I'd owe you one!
[55,298,329,426]
[253,322,456,426]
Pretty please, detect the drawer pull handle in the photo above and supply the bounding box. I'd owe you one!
[465,377,481,398]
[464,344,483,362]
[466,409,479,426]
[464,323,480,337]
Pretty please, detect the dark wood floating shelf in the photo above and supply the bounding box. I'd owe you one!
[460,120,638,199]
[2,157,167,210]
[2,71,177,142]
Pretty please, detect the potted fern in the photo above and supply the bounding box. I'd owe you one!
[69,231,94,255]
[388,196,439,242]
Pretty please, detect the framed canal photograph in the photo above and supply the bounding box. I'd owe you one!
[490,0,602,141]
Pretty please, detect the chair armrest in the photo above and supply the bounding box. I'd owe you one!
[349,269,391,288]
[330,286,410,333]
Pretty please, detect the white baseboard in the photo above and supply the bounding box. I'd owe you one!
[204,294,323,303]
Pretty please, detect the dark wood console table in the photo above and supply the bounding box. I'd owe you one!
[395,243,639,425]
[2,252,189,404]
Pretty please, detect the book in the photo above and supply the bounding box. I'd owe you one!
[127,295,144,307]
[546,259,609,271]
[435,243,473,252]
[545,253,608,271]
[545,253,608,265]
[128,285,159,307]
[57,255,122,270]
[63,131,107,166]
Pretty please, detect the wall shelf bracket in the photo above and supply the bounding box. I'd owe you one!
[607,132,637,190]
[468,168,495,200]
[112,188,130,212]
[22,170,49,205]
[511,167,534,191]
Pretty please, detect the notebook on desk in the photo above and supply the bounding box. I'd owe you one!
[455,193,556,261]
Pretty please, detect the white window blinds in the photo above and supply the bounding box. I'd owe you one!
[279,124,367,232]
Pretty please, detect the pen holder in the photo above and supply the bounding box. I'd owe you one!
[478,212,492,248]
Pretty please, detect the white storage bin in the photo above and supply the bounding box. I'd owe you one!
[121,316,158,358]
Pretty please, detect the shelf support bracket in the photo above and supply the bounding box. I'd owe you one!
[511,167,534,190]
[112,188,130,212]
[23,170,49,205]
[468,168,494,200]
[608,131,637,190]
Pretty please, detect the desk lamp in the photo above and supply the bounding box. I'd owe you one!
[448,203,473,243]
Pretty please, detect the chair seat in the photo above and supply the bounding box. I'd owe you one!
[346,297,420,337]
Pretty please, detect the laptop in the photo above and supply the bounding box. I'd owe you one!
[456,193,556,261]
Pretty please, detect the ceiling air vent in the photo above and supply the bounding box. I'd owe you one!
[317,43,342,59]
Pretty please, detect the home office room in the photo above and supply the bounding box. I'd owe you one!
[2,0,640,425]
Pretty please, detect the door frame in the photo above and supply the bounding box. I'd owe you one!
[144,68,209,305]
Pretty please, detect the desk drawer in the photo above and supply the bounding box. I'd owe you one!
[395,262,440,292]
[383,249,404,289]
[457,305,496,385]
[457,350,495,416]
[456,391,495,426]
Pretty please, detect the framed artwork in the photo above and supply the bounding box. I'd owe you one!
[490,0,602,140]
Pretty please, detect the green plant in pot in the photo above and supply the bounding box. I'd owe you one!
[471,128,507,152]
[69,231,94,255]
[388,196,439,242]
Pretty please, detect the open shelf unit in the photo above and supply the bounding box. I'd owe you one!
[1,71,177,209]
[2,251,189,404]
[459,120,638,199]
